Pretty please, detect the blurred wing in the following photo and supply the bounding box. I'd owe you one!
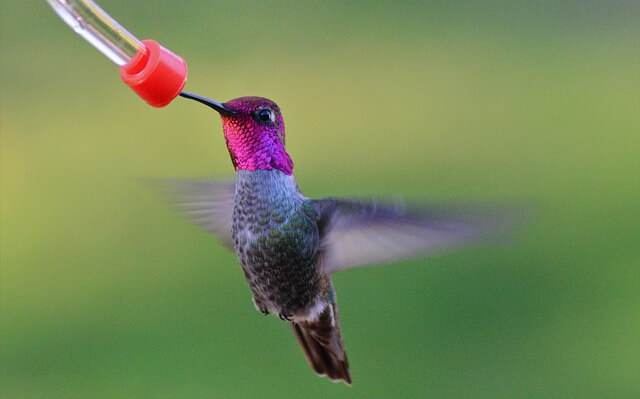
[314,198,519,274]
[149,179,236,250]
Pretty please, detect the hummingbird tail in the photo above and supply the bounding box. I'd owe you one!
[290,301,351,385]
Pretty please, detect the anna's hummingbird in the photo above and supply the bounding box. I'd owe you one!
[162,92,515,385]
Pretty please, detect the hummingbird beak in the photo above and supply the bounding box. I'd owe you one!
[179,92,237,115]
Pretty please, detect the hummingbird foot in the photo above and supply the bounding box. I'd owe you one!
[252,297,270,316]
[278,312,292,321]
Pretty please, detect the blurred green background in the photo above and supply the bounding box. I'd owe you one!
[1,1,639,398]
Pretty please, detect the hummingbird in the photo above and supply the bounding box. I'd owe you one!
[161,91,515,385]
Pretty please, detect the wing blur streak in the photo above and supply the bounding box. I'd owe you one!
[314,198,520,274]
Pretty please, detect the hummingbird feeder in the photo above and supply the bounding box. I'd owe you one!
[47,0,188,107]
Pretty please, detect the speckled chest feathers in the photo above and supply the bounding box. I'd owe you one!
[232,169,321,317]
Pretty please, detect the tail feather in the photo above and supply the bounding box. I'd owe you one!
[290,302,351,385]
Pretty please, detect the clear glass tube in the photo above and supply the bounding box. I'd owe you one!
[46,0,143,66]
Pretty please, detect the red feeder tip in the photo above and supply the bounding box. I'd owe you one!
[120,39,187,108]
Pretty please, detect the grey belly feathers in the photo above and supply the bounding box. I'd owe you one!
[231,170,321,317]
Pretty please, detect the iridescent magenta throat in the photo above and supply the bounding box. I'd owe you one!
[221,115,294,175]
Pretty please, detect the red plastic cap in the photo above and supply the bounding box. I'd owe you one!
[120,39,187,108]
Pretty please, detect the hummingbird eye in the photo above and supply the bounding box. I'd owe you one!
[254,108,275,125]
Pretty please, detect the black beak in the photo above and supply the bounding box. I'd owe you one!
[179,92,236,115]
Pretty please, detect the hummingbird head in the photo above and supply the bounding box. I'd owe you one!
[180,92,293,175]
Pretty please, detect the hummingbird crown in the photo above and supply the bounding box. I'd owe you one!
[220,96,293,175]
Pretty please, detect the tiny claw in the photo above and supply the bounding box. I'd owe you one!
[278,312,291,321]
